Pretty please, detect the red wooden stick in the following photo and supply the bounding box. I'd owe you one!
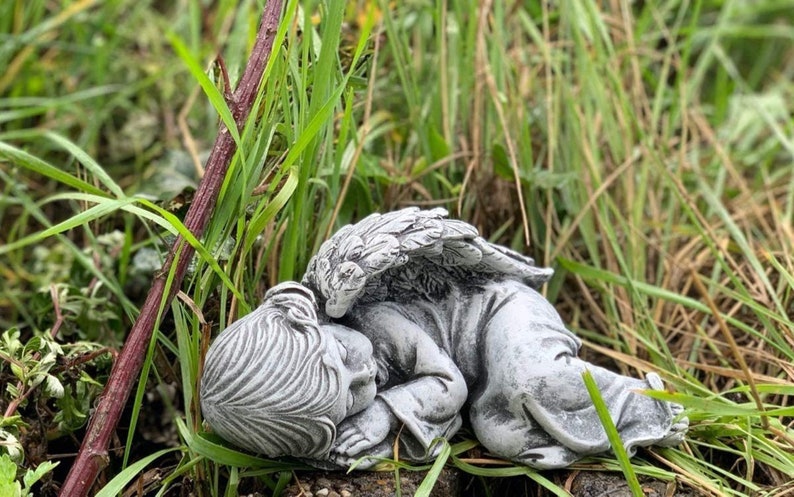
[59,2,283,494]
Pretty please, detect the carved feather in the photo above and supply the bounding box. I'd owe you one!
[302,207,554,318]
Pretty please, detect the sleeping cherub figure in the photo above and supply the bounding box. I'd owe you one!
[200,207,687,469]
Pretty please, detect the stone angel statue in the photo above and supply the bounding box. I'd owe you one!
[200,208,687,469]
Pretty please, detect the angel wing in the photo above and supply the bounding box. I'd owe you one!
[302,207,554,318]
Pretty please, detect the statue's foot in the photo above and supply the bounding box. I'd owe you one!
[657,416,689,447]
[646,372,688,447]
[645,371,666,391]
[327,439,393,469]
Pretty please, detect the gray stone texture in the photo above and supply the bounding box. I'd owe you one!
[200,208,688,470]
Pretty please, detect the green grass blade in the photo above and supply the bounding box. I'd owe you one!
[128,198,246,303]
[95,447,182,497]
[166,31,241,147]
[644,390,794,418]
[582,369,644,497]
[0,196,133,255]
[0,141,106,197]
[243,169,298,252]
[0,85,120,124]
[559,258,794,359]
[277,83,348,280]
[123,243,185,470]
[43,131,125,198]
[414,439,451,497]
[176,418,300,469]
[451,457,571,496]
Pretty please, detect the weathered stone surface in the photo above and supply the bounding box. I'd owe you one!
[202,208,688,472]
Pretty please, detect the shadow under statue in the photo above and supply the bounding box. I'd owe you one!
[200,208,688,469]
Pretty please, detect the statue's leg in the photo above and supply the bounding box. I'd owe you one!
[469,286,683,468]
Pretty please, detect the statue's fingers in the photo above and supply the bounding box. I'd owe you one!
[333,435,354,452]
[338,424,365,440]
[341,437,376,456]
[328,452,355,467]
[334,432,365,454]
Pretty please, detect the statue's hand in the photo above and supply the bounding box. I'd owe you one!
[332,398,396,458]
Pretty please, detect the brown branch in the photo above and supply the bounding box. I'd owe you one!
[58,2,283,495]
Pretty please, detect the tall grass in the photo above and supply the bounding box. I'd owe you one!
[1,0,793,495]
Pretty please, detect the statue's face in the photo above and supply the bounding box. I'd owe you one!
[322,324,378,424]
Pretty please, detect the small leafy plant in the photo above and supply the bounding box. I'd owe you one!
[0,328,64,463]
[0,453,58,497]
[2,328,65,410]
[1,327,110,441]
[0,325,109,492]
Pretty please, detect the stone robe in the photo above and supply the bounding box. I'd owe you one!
[342,280,678,469]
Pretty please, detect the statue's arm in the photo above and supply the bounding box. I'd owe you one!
[375,331,467,451]
[339,304,468,458]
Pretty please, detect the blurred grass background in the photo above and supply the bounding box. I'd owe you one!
[1,0,793,495]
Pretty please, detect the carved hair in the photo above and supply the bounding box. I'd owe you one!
[200,282,341,459]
